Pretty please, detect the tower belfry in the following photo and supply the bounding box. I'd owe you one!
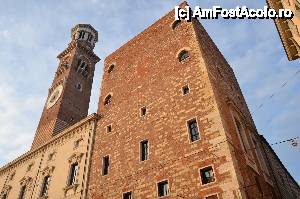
[31,24,100,150]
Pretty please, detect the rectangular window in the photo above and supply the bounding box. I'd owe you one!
[200,166,215,185]
[140,140,149,161]
[102,156,109,176]
[40,176,51,197]
[157,180,169,197]
[188,119,200,142]
[18,185,26,199]
[141,107,147,116]
[182,85,190,95]
[107,125,112,133]
[68,163,79,186]
[123,192,132,199]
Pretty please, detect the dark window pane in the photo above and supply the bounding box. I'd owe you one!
[141,140,148,161]
[182,85,190,95]
[102,156,109,176]
[141,107,147,116]
[188,120,200,142]
[200,166,215,185]
[179,50,189,62]
[40,176,51,197]
[104,95,112,105]
[108,64,115,74]
[107,125,112,133]
[158,180,169,197]
[123,192,132,199]
[68,163,79,186]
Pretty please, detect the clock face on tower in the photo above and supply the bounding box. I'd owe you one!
[46,85,63,109]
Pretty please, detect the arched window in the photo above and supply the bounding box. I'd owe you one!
[108,64,115,74]
[178,50,189,62]
[172,20,181,30]
[76,59,89,78]
[104,94,112,106]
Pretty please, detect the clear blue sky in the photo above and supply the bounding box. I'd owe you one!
[0,0,299,183]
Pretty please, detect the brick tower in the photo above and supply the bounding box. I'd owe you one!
[31,24,100,150]
[87,3,277,199]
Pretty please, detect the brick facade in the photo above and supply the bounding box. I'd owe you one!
[87,3,268,199]
[32,24,100,150]
[1,2,300,199]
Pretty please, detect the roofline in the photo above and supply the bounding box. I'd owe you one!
[0,113,100,173]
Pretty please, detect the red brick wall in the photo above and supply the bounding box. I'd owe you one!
[87,4,245,199]
[32,41,99,150]
[191,16,276,199]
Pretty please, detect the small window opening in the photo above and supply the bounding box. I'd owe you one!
[106,125,112,133]
[78,31,86,39]
[182,85,190,95]
[141,107,147,117]
[157,180,169,197]
[108,64,115,74]
[104,94,112,106]
[140,140,149,161]
[123,192,132,199]
[188,119,200,142]
[102,156,109,176]
[178,50,189,62]
[200,166,215,185]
